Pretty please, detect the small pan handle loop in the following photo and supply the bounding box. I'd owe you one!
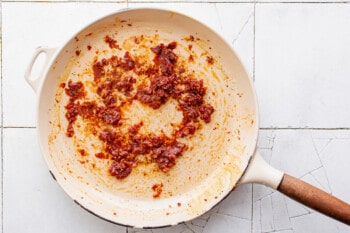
[25,47,56,93]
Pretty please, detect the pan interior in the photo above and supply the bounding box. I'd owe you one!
[38,8,258,228]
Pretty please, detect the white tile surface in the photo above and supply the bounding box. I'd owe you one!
[291,212,350,233]
[0,130,2,230]
[257,0,348,2]
[270,130,322,178]
[128,0,350,2]
[116,2,221,35]
[253,130,350,233]
[285,197,310,218]
[218,185,252,220]
[252,200,261,233]
[0,27,2,127]
[260,195,274,232]
[3,128,125,233]
[2,2,127,127]
[202,213,250,233]
[255,4,350,128]
[214,3,255,79]
[128,2,255,79]
[2,2,350,233]
[310,166,332,193]
[318,140,350,202]
[271,192,291,231]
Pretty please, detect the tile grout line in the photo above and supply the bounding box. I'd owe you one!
[2,1,350,3]
[251,184,254,233]
[0,1,4,231]
[127,1,349,2]
[3,126,36,128]
[259,127,350,130]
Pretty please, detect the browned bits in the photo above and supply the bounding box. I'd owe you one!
[64,81,86,137]
[206,56,214,65]
[97,106,121,126]
[151,42,178,76]
[92,58,109,81]
[151,140,187,172]
[63,37,215,186]
[79,160,86,164]
[109,160,133,179]
[136,35,144,44]
[104,35,121,49]
[121,52,136,71]
[152,183,163,198]
[65,81,85,100]
[199,104,215,123]
[95,152,108,159]
[78,149,87,156]
[176,122,196,138]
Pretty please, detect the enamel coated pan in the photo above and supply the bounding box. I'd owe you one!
[25,8,350,228]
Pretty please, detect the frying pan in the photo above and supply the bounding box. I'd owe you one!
[25,8,350,228]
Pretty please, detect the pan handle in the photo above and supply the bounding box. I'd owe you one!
[239,150,284,189]
[278,173,350,225]
[25,47,56,92]
[240,151,350,225]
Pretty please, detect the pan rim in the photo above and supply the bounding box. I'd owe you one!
[35,7,260,228]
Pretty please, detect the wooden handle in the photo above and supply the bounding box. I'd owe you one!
[278,174,350,225]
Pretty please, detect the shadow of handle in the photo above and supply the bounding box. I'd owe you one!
[278,174,350,225]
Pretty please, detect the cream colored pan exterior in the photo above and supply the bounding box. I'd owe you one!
[26,8,259,228]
